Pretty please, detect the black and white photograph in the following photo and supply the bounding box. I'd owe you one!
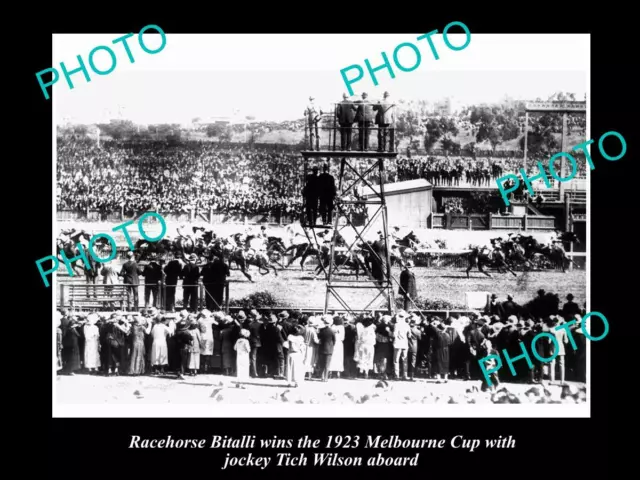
[51,33,591,416]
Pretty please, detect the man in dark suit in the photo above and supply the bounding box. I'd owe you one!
[317,316,336,381]
[260,314,286,378]
[201,255,230,311]
[561,293,581,321]
[317,164,336,225]
[371,232,388,285]
[163,258,183,312]
[303,166,320,225]
[181,254,200,311]
[142,255,163,308]
[485,294,505,318]
[355,92,375,151]
[399,260,417,310]
[373,91,395,152]
[501,294,520,321]
[119,251,142,310]
[336,93,356,150]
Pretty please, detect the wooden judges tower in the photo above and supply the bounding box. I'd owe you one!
[301,101,397,315]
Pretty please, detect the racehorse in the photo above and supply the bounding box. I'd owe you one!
[228,237,278,282]
[465,244,517,278]
[513,232,579,272]
[501,234,533,270]
[134,238,174,262]
[284,241,322,270]
[315,244,363,279]
[56,231,91,275]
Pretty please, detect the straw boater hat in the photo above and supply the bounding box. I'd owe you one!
[240,329,250,338]
[86,313,99,325]
[278,311,289,319]
[236,311,247,321]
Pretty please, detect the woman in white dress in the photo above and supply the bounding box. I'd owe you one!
[354,317,377,378]
[151,316,172,375]
[83,313,101,373]
[198,310,215,373]
[329,317,345,378]
[303,317,320,379]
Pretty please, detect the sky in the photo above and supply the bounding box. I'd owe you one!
[52,34,589,125]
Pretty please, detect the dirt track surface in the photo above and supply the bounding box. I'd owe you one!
[55,373,585,405]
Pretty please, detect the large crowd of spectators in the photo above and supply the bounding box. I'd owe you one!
[57,136,586,218]
[57,290,586,392]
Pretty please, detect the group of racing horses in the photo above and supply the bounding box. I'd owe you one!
[55,225,579,282]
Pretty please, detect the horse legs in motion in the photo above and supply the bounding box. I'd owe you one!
[234,252,253,282]
[251,253,278,277]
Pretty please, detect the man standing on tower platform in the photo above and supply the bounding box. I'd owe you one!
[336,93,357,151]
[355,92,375,151]
[374,91,396,152]
[318,164,337,226]
[304,96,320,150]
[303,166,320,226]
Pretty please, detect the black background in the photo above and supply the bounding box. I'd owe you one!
[21,9,627,477]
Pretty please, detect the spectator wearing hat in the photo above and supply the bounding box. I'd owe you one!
[128,315,151,375]
[286,325,306,387]
[355,92,375,151]
[318,164,336,226]
[432,321,452,383]
[304,96,319,150]
[221,316,240,376]
[83,314,101,374]
[501,294,520,322]
[374,91,395,152]
[547,316,568,383]
[119,252,142,310]
[336,93,357,150]
[187,316,202,376]
[463,318,485,380]
[62,318,82,375]
[561,294,581,321]
[392,311,411,380]
[202,256,229,311]
[234,329,251,381]
[355,316,377,378]
[175,319,193,379]
[197,310,215,374]
[343,315,358,379]
[163,258,183,312]
[260,314,286,379]
[303,166,320,226]
[105,314,129,376]
[485,294,505,319]
[303,316,320,379]
[374,315,393,379]
[248,310,263,378]
[182,255,200,311]
[100,260,119,307]
[329,316,345,378]
[151,315,172,375]
[407,315,422,380]
[571,315,586,382]
[143,256,163,309]
[277,311,293,377]
[399,261,417,310]
[317,316,336,382]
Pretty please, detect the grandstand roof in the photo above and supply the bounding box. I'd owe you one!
[363,179,432,197]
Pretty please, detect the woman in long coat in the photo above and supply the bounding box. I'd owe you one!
[198,311,215,373]
[329,317,345,378]
[63,319,82,375]
[83,314,101,373]
[220,317,239,376]
[354,317,377,378]
[129,316,152,375]
[151,317,172,374]
[187,316,202,375]
[432,322,452,383]
[303,317,320,378]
